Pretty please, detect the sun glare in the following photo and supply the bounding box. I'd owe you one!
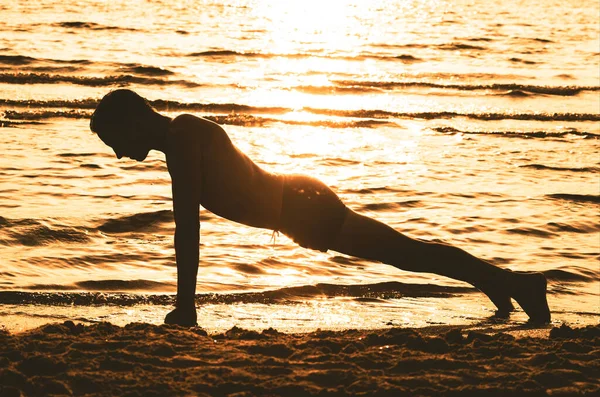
[254,0,366,55]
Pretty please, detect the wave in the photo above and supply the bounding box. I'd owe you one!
[0,52,592,101]
[0,54,37,65]
[530,37,553,43]
[545,221,600,234]
[0,119,45,127]
[0,52,531,84]
[555,74,575,80]
[293,85,384,95]
[343,187,419,195]
[0,73,201,87]
[358,42,490,50]
[0,217,44,228]
[1,268,596,306]
[0,291,171,306]
[150,99,289,114]
[509,57,537,65]
[2,109,90,120]
[544,266,600,283]
[436,43,487,51]
[187,44,491,61]
[393,54,422,63]
[120,65,174,76]
[0,54,174,78]
[189,50,259,57]
[0,54,90,66]
[26,66,84,74]
[0,98,289,113]
[331,80,599,96]
[0,281,475,306]
[546,194,600,205]
[57,152,99,158]
[520,164,600,173]
[3,98,600,124]
[74,280,175,291]
[431,127,600,139]
[0,211,174,246]
[308,109,600,122]
[21,279,176,291]
[359,200,423,211]
[0,49,424,73]
[3,108,599,130]
[501,90,531,97]
[264,281,473,300]
[0,216,91,246]
[97,209,173,233]
[293,83,590,97]
[505,227,557,238]
[1,110,389,129]
[188,49,426,63]
[204,115,391,129]
[54,21,138,31]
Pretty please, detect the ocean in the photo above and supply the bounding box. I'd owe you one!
[0,0,598,333]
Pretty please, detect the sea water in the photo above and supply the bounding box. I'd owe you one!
[0,0,598,333]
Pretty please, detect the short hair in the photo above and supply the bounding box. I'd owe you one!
[90,89,154,135]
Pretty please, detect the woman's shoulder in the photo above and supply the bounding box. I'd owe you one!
[170,114,227,142]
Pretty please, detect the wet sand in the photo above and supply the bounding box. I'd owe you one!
[1,322,598,396]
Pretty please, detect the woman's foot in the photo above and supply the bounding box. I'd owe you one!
[510,271,551,324]
[164,306,198,327]
[475,280,515,318]
[486,293,515,318]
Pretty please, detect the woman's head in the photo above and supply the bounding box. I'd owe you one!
[90,89,164,161]
[90,89,153,134]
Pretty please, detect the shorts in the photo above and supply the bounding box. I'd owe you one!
[277,174,348,252]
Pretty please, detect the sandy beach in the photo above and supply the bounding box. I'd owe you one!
[1,322,598,396]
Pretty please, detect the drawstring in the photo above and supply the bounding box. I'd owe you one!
[270,230,280,246]
[269,174,285,247]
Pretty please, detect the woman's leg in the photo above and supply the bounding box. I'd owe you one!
[329,210,551,322]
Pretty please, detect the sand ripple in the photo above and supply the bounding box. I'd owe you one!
[0,322,598,396]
